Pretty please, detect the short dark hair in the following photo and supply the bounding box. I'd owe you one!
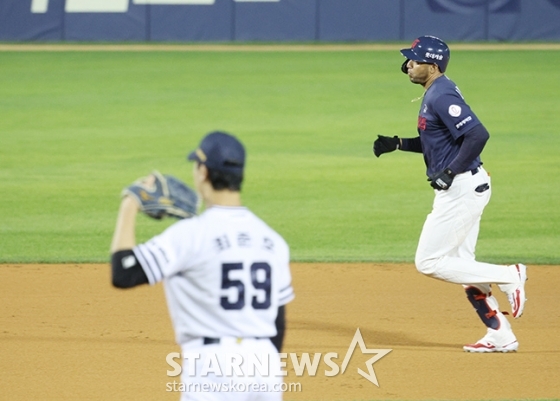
[204,164,243,191]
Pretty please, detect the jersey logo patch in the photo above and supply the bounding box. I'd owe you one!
[448,105,462,117]
[237,233,251,247]
[417,116,427,131]
[122,255,137,269]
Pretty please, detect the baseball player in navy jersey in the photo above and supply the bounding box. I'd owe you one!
[110,131,294,399]
[373,36,527,353]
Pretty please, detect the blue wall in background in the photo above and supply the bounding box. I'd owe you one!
[1,0,560,42]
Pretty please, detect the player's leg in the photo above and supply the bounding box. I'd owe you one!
[179,339,283,401]
[453,205,480,261]
[415,169,522,286]
[246,339,283,401]
[444,196,519,352]
[447,200,520,351]
[179,342,250,401]
[415,169,527,317]
[462,284,518,352]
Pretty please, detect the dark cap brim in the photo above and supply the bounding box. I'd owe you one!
[400,48,427,62]
[188,148,207,164]
[187,150,199,162]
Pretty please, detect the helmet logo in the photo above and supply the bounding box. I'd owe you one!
[411,38,420,48]
[425,52,443,60]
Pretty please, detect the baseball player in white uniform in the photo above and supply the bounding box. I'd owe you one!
[374,36,528,353]
[110,131,294,400]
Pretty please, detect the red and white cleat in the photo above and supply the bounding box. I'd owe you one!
[507,263,528,318]
[463,323,519,353]
[463,339,519,353]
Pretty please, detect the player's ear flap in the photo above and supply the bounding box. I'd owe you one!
[401,59,410,74]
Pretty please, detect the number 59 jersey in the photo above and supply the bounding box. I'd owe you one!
[133,206,295,345]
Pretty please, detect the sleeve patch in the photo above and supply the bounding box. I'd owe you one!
[122,255,137,269]
[455,116,473,129]
[448,104,462,117]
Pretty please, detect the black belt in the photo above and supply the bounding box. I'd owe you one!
[470,166,480,175]
[202,337,265,345]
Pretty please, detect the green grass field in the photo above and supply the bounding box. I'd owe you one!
[1,47,559,264]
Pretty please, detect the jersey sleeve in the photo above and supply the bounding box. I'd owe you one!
[276,238,295,306]
[132,219,196,285]
[433,91,481,140]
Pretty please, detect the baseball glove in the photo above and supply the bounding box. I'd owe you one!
[122,171,198,220]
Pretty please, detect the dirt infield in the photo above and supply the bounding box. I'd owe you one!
[1,263,559,401]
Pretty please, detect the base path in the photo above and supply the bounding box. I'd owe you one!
[1,263,559,400]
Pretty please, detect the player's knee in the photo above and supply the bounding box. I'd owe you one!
[415,255,438,276]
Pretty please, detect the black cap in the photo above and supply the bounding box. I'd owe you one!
[187,131,245,175]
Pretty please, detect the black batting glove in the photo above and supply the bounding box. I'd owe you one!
[373,135,400,158]
[428,168,456,190]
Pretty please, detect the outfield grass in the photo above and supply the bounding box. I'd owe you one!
[0,48,558,263]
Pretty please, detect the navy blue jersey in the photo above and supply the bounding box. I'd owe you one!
[418,76,482,176]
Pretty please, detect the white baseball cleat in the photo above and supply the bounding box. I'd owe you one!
[507,263,527,318]
[463,339,519,353]
[463,327,519,353]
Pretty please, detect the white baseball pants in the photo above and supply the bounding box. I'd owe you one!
[179,338,283,401]
[415,167,521,287]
